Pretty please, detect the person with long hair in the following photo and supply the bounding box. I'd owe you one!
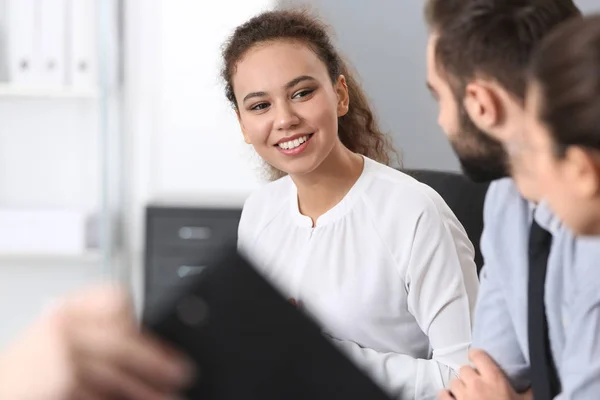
[506,15,600,398]
[222,9,479,399]
[522,13,600,238]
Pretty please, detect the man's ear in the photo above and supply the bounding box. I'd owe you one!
[236,109,251,144]
[463,81,502,131]
[335,75,350,117]
[565,147,600,198]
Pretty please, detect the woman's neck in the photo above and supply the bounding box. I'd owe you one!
[291,143,364,225]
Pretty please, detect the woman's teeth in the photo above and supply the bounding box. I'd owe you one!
[278,135,310,150]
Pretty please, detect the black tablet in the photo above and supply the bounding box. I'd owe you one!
[142,243,391,400]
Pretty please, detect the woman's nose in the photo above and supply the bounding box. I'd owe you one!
[275,103,301,130]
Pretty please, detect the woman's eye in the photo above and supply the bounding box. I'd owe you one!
[293,89,314,99]
[251,102,269,111]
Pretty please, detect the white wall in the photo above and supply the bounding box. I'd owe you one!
[578,0,600,13]
[123,0,273,312]
[156,1,269,196]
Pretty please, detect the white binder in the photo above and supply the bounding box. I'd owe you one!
[38,0,68,88]
[67,0,96,89]
[6,0,37,85]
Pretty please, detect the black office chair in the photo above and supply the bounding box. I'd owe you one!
[402,169,490,274]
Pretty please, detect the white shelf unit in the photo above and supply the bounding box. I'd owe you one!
[0,83,99,99]
[0,0,124,351]
[0,251,101,265]
[0,0,122,271]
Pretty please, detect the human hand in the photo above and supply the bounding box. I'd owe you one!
[438,349,533,400]
[0,283,194,400]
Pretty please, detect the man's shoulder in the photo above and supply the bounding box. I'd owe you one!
[480,178,530,268]
[483,178,528,223]
[485,178,523,208]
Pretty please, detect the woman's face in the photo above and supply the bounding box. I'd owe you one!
[232,40,349,177]
[522,82,600,235]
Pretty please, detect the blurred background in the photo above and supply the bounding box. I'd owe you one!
[0,0,598,347]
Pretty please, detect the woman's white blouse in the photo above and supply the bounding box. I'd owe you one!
[237,157,479,399]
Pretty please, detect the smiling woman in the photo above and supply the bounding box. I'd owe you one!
[221,11,396,181]
[220,9,479,399]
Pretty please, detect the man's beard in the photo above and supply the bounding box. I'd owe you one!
[450,105,510,183]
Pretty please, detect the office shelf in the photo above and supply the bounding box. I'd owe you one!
[0,0,122,275]
[0,84,99,99]
[0,251,101,265]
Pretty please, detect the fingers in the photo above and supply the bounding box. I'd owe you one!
[74,325,193,392]
[438,389,456,400]
[78,360,175,400]
[116,333,194,388]
[468,349,502,380]
[60,282,194,398]
[448,377,465,399]
[458,365,479,384]
[60,283,135,327]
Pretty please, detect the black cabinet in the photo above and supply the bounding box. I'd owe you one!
[143,206,242,315]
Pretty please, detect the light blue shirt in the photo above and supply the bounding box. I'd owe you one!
[472,178,600,400]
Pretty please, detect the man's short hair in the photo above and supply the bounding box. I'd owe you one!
[425,0,581,101]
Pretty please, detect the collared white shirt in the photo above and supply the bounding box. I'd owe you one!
[238,156,479,399]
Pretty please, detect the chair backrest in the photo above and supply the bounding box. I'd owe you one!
[402,169,489,274]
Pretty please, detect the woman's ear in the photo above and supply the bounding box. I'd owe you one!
[335,75,350,117]
[463,81,502,131]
